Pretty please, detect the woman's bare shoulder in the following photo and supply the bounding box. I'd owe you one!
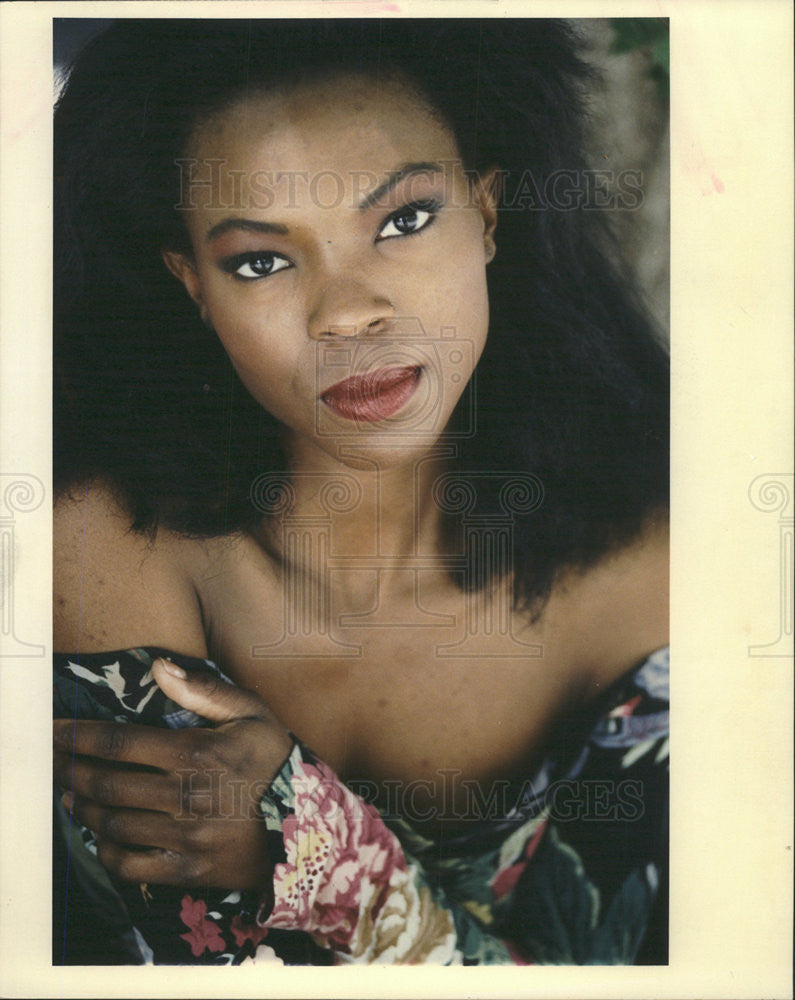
[54,481,209,657]
[547,513,669,694]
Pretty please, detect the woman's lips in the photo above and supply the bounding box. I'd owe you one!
[321,366,422,422]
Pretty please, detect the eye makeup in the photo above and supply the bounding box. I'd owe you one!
[217,252,292,281]
[376,198,443,241]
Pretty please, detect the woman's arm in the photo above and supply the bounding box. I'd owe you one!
[55,658,293,892]
[54,487,666,965]
[54,483,209,657]
[54,660,516,964]
[55,650,667,966]
[53,486,295,958]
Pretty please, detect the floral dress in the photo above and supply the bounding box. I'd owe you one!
[53,646,669,965]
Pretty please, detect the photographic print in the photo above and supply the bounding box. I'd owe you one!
[0,2,791,997]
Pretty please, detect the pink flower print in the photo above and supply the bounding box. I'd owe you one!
[491,820,548,901]
[491,860,525,902]
[266,757,406,951]
[609,694,642,718]
[230,914,270,950]
[178,894,226,957]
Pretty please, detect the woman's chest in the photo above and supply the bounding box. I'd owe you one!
[218,629,588,836]
[190,530,666,819]
[193,546,589,797]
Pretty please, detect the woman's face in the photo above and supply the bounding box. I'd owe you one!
[166,74,497,471]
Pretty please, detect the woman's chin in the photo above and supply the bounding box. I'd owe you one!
[283,419,456,475]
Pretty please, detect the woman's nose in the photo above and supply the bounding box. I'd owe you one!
[307,280,395,340]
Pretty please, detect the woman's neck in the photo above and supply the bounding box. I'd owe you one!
[255,438,454,591]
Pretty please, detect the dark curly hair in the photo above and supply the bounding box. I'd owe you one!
[54,18,669,615]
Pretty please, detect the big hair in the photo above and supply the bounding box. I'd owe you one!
[54,18,669,615]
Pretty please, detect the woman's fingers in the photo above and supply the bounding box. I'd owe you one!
[94,840,205,887]
[54,751,179,814]
[150,658,277,725]
[53,662,293,892]
[66,792,272,890]
[53,749,264,820]
[53,659,288,769]
[53,717,229,771]
[69,796,193,855]
[54,718,290,796]
[93,837,269,890]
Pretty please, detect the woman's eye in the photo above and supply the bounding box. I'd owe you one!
[377,201,440,241]
[222,253,292,281]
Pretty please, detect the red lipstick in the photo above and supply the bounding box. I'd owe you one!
[321,366,422,422]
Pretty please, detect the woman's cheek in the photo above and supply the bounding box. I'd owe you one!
[435,253,489,340]
[206,287,292,366]
[221,332,313,428]
[228,357,298,425]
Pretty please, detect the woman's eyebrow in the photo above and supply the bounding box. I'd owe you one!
[206,218,289,241]
[358,161,445,211]
[204,162,445,240]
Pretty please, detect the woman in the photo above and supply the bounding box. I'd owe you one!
[53,18,669,965]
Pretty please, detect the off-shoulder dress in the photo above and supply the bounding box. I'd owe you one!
[53,645,669,965]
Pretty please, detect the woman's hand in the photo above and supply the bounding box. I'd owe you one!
[53,658,294,893]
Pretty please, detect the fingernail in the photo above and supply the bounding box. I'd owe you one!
[157,657,187,679]
[61,792,74,812]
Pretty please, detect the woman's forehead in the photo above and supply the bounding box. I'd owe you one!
[188,73,457,167]
[181,75,462,217]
